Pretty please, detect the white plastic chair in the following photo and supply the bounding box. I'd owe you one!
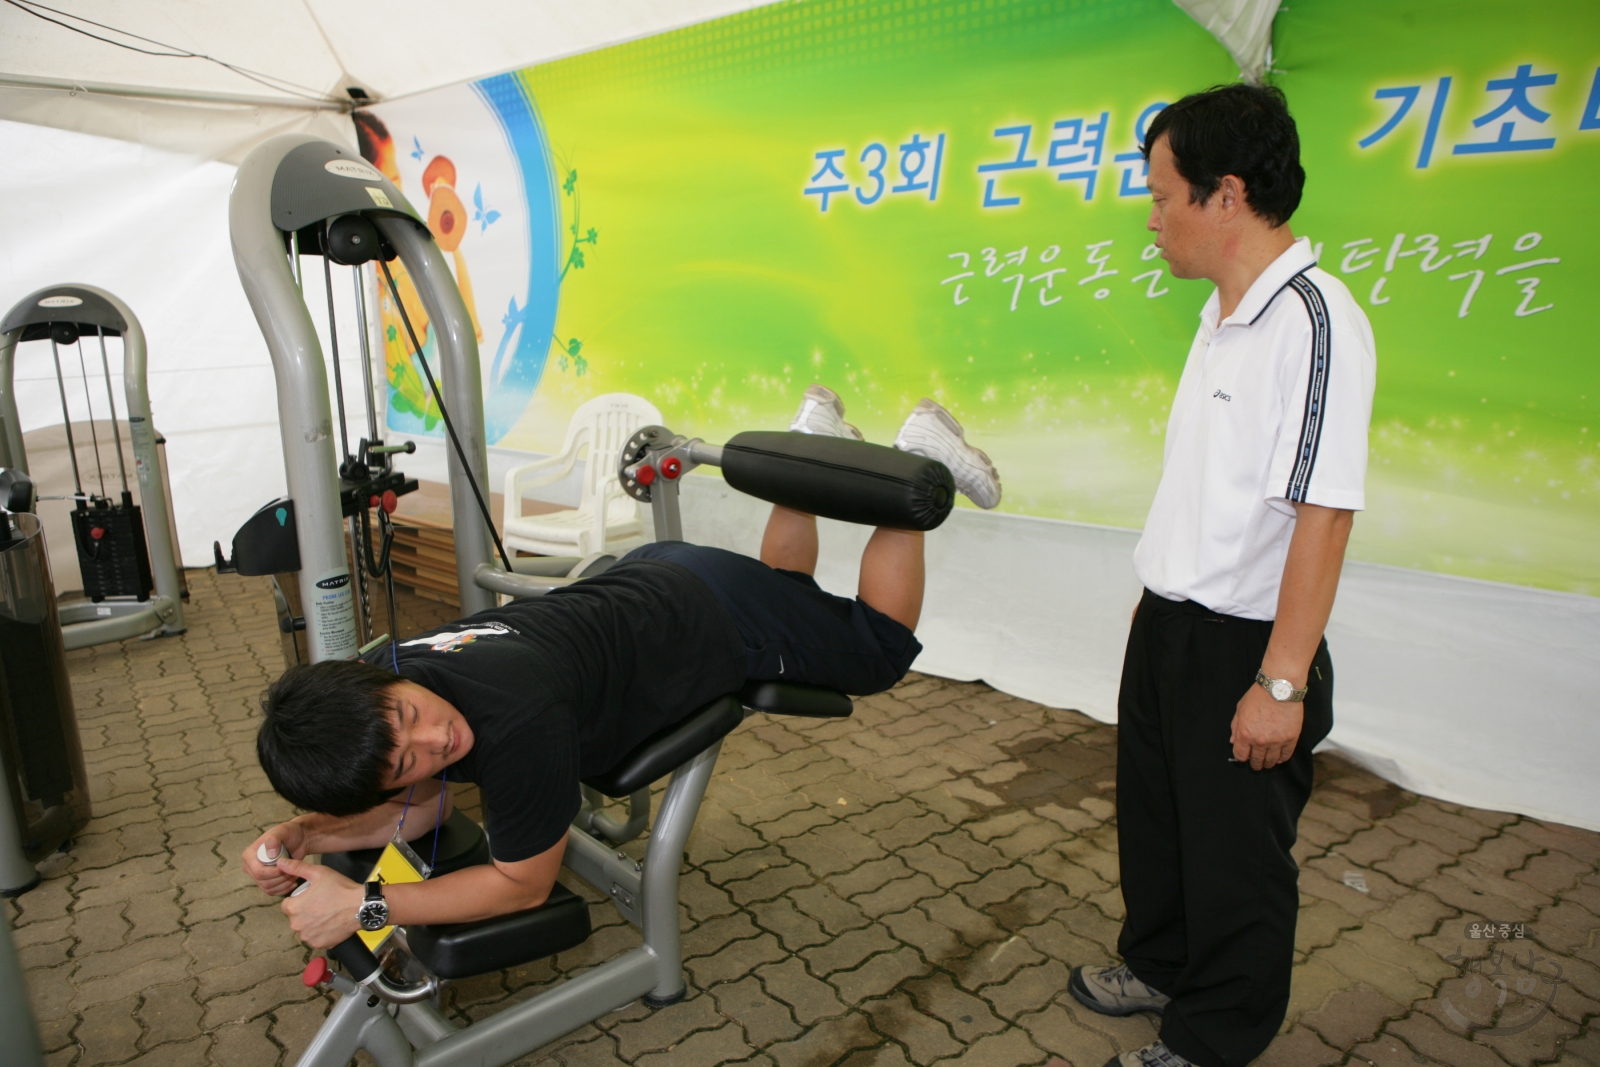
[501,393,664,557]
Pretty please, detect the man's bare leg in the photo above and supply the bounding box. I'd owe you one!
[859,527,925,632]
[760,505,819,574]
[761,505,925,631]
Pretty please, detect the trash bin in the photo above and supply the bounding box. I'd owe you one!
[0,510,90,895]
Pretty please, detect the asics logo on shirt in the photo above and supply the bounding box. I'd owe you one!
[1212,389,1232,402]
[401,624,514,653]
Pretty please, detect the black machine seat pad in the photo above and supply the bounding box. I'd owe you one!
[582,683,854,799]
[739,680,853,718]
[582,695,744,799]
[405,882,591,979]
[322,811,589,979]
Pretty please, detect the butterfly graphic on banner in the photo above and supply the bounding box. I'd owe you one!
[474,184,501,233]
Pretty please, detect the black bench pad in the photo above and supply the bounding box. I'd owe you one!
[740,680,853,718]
[581,683,855,799]
[582,695,743,798]
[323,812,590,979]
[404,882,592,979]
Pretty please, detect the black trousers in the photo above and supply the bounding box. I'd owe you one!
[1116,589,1334,1067]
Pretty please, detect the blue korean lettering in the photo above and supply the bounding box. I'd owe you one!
[1111,102,1167,196]
[1358,78,1452,168]
[1048,112,1108,200]
[1581,67,1600,131]
[892,133,947,199]
[856,143,888,206]
[804,149,850,211]
[1453,64,1558,155]
[976,125,1038,208]
[1359,86,1422,147]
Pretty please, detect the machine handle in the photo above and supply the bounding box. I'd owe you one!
[269,849,381,984]
[329,936,381,983]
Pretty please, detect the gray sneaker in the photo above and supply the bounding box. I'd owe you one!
[789,384,863,440]
[893,398,1001,509]
[1102,1041,1195,1067]
[1069,962,1171,1016]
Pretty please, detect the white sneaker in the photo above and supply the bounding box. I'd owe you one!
[1103,1041,1195,1067]
[893,399,1001,509]
[789,384,863,440]
[1070,962,1171,1016]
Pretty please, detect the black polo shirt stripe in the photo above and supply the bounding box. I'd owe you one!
[1286,273,1332,503]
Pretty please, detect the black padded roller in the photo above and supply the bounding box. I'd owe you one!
[329,936,380,982]
[721,432,954,531]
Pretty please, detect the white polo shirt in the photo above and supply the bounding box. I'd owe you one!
[1133,237,1376,621]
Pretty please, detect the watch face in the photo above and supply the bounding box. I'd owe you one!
[358,901,389,931]
[1271,679,1294,701]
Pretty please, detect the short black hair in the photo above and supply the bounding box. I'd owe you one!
[1142,83,1305,227]
[257,660,403,816]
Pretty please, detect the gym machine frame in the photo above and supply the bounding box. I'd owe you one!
[230,133,954,1067]
[0,285,185,649]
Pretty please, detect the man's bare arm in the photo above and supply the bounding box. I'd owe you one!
[1230,502,1353,769]
[242,779,453,896]
[275,834,566,949]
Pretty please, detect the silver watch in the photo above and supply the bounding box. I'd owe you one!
[1255,670,1308,703]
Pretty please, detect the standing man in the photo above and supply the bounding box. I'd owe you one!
[1068,85,1376,1067]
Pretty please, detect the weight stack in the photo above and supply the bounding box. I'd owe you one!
[0,512,91,889]
[71,498,154,603]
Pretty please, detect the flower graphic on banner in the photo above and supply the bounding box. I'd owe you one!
[553,166,598,377]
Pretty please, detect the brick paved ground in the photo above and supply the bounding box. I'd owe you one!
[9,567,1598,1066]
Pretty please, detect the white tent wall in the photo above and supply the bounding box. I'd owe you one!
[0,119,375,576]
[0,1,778,162]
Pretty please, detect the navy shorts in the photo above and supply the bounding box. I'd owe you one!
[624,542,922,696]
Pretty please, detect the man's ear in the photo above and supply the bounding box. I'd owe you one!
[1216,174,1247,222]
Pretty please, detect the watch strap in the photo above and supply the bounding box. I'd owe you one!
[365,880,384,902]
[1255,670,1308,703]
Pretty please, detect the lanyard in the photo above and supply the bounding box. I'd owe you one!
[389,639,447,874]
[394,769,448,875]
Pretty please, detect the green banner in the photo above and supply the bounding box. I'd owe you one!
[368,0,1599,594]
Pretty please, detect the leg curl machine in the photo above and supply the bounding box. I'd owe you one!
[229,133,956,1067]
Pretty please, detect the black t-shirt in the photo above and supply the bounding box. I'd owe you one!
[369,559,745,862]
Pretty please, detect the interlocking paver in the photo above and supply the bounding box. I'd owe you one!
[11,565,1598,1067]
[802,924,900,976]
[709,975,802,1046]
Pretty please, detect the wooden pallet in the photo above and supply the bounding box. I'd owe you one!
[382,480,562,609]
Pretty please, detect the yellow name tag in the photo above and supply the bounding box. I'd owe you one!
[357,840,427,951]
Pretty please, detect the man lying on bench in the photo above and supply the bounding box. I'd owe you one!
[241,391,1001,950]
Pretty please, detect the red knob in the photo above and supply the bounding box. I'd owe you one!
[635,465,657,486]
[661,457,682,480]
[369,495,380,508]
[302,957,332,987]
[90,527,105,540]
[381,490,398,514]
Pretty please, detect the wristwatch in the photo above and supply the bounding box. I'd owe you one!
[1255,670,1309,703]
[356,881,389,931]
